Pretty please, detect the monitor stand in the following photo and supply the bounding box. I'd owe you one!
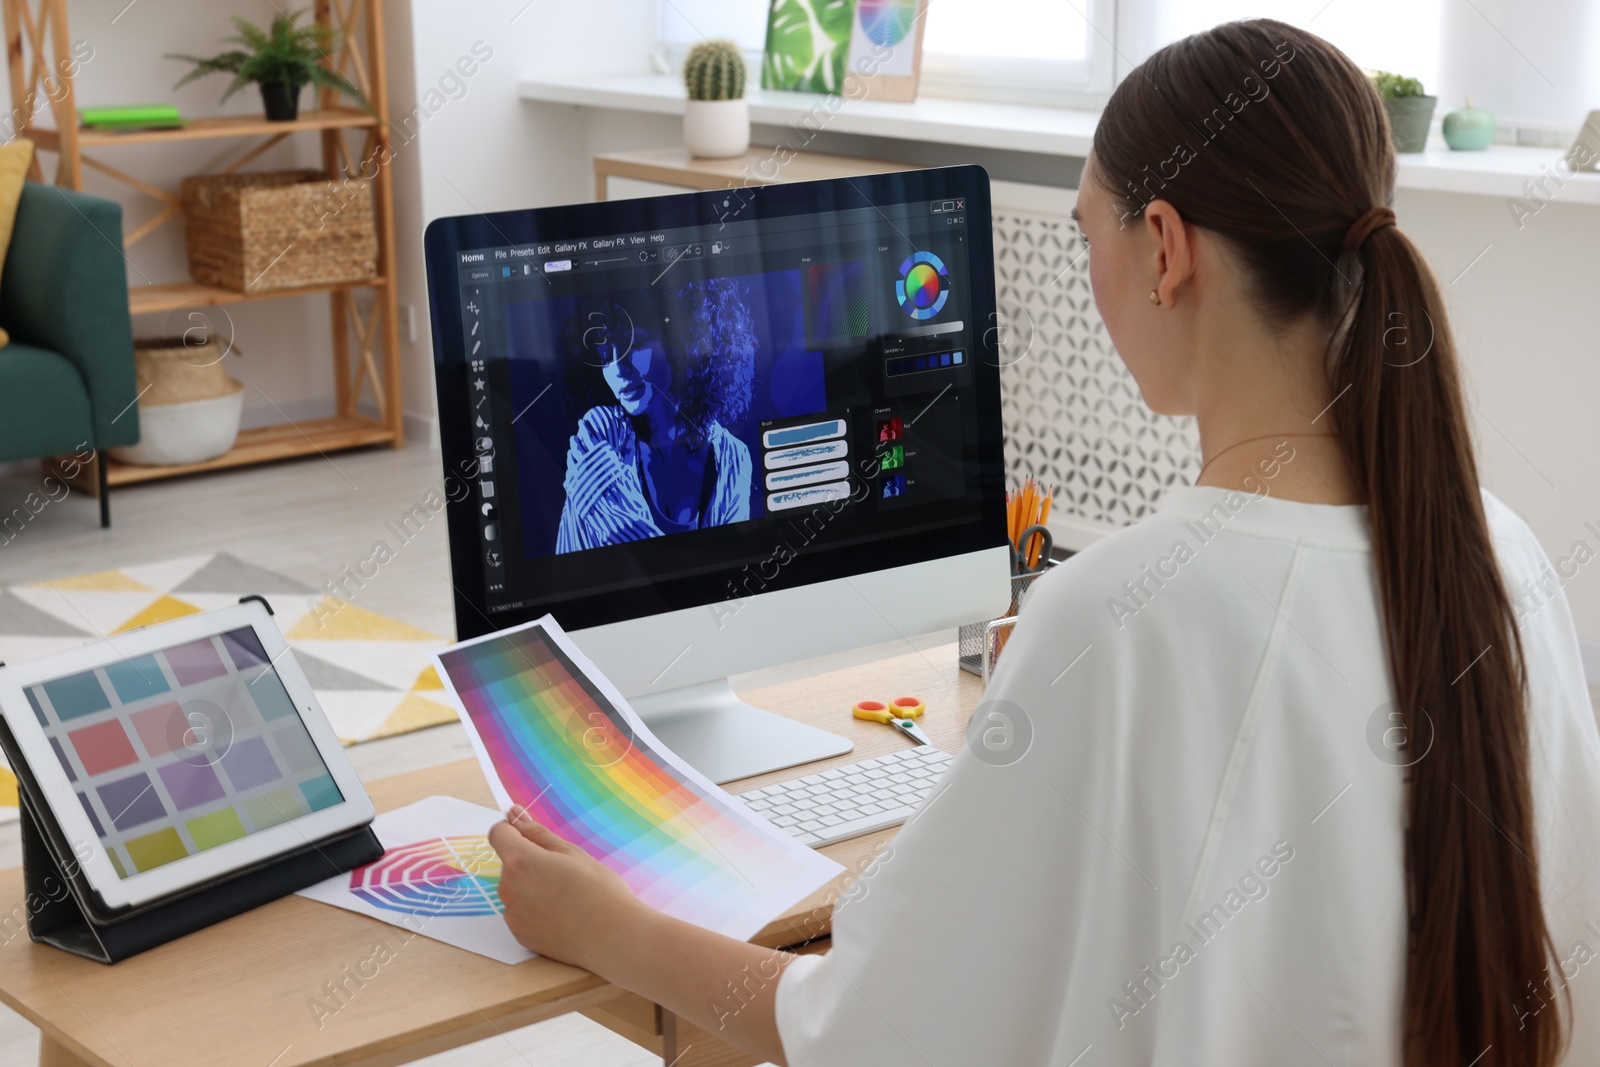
[630,678,854,785]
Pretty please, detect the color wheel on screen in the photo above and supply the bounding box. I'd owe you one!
[858,0,918,47]
[349,835,504,918]
[897,250,949,320]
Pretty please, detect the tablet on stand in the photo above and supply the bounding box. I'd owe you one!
[0,597,382,962]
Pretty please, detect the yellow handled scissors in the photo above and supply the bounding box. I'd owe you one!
[852,696,932,745]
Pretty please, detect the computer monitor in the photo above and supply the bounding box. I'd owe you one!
[424,165,1010,783]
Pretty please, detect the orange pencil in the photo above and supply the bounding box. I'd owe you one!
[1029,493,1053,568]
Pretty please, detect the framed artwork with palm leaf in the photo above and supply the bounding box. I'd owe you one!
[761,0,856,94]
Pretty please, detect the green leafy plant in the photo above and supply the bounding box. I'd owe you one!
[168,9,373,113]
[1370,71,1426,100]
[684,40,747,101]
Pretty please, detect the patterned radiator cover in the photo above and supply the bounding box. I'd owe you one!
[989,180,1201,550]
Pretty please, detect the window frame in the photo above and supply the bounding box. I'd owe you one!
[917,0,1115,108]
[656,0,1117,110]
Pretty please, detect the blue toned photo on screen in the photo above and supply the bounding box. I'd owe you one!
[504,270,828,558]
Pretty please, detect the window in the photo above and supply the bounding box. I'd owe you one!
[657,0,1590,128]
[1128,0,1443,100]
[658,1,767,51]
[922,0,1090,62]
[657,0,1116,107]
[1120,0,1599,131]
[920,0,1112,106]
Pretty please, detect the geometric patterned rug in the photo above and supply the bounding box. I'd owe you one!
[0,552,457,822]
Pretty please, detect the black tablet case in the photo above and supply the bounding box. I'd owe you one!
[0,595,384,963]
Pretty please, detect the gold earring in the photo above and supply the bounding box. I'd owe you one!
[1148,290,1161,305]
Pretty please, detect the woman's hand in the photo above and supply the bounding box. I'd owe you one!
[490,805,793,1065]
[488,806,648,973]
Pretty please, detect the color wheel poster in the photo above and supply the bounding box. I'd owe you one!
[432,617,846,943]
[297,794,534,965]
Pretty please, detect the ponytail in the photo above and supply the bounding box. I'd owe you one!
[1341,220,1565,1067]
[1092,19,1567,1066]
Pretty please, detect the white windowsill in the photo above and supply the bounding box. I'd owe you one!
[518,72,1099,156]
[519,73,1600,204]
[1396,143,1600,204]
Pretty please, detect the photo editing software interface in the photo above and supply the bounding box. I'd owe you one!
[452,194,984,619]
[24,629,341,878]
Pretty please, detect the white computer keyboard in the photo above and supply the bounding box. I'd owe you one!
[735,745,954,847]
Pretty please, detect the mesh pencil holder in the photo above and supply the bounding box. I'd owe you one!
[958,560,1056,684]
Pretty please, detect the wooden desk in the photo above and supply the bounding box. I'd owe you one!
[0,643,981,1067]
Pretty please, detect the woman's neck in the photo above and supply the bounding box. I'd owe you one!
[1190,315,1361,505]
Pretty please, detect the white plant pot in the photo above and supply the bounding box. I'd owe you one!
[109,384,245,466]
[683,98,750,159]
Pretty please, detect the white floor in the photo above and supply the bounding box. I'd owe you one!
[0,443,824,1066]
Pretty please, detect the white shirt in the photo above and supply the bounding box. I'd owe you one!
[776,486,1600,1066]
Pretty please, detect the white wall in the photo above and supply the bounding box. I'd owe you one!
[1435,0,1600,134]
[388,0,657,433]
[1396,185,1600,645]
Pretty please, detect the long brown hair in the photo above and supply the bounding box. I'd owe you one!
[1091,20,1566,1067]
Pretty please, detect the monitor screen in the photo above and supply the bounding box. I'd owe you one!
[426,167,1005,638]
[24,628,341,878]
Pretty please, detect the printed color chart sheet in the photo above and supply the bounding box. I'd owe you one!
[433,618,844,942]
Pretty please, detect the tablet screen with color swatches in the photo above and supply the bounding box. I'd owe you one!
[434,618,844,941]
[24,627,341,878]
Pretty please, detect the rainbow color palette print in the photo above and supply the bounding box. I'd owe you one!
[433,617,845,942]
[297,795,534,964]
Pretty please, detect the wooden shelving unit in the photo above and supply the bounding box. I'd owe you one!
[3,0,405,490]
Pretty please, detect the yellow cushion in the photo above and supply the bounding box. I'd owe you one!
[0,138,35,349]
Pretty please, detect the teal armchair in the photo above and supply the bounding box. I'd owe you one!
[0,181,139,527]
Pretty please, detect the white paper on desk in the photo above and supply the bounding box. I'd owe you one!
[431,614,847,944]
[296,795,535,965]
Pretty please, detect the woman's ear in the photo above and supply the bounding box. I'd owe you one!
[1144,199,1196,307]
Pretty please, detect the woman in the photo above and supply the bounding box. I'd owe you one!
[555,281,755,551]
[493,21,1600,1066]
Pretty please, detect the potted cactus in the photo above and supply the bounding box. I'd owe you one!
[1370,71,1436,154]
[683,40,750,159]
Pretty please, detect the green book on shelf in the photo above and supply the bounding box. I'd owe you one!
[79,104,185,129]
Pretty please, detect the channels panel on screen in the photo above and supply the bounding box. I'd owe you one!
[24,628,341,878]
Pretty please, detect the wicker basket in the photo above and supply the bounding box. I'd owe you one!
[109,337,245,466]
[180,169,377,294]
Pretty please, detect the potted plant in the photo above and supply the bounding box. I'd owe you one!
[683,40,750,159]
[1370,71,1436,153]
[169,9,372,122]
